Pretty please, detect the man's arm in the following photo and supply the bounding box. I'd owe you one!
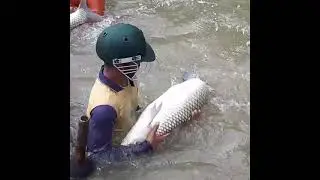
[86,105,153,162]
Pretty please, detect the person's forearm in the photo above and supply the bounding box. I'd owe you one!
[87,105,153,165]
[88,140,153,165]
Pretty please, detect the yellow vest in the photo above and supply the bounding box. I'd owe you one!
[86,78,139,145]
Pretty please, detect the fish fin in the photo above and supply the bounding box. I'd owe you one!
[79,0,103,22]
[86,11,104,22]
[79,0,88,9]
[182,72,199,81]
[149,101,163,120]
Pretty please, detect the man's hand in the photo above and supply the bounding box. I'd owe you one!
[146,124,169,150]
[145,109,201,150]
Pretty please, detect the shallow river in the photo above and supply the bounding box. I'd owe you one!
[70,0,250,179]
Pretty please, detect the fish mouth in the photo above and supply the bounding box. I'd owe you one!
[182,72,199,82]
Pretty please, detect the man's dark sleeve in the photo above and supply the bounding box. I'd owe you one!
[87,105,153,162]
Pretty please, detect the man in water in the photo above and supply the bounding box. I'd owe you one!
[70,23,200,178]
[86,23,169,152]
[71,23,169,178]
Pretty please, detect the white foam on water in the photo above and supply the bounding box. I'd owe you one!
[70,14,121,55]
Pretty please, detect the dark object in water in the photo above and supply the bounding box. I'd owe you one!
[76,116,89,162]
[70,156,95,179]
[182,72,199,82]
[70,115,95,178]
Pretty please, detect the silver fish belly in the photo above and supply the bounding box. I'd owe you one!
[121,78,210,145]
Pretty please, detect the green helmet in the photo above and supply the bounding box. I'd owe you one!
[96,23,155,80]
[96,23,155,64]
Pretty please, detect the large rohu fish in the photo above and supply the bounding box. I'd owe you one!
[121,73,211,145]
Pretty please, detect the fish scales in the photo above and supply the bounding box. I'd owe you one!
[156,83,209,135]
[70,9,88,30]
[121,78,211,145]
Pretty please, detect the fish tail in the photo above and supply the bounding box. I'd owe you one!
[80,0,103,22]
[79,0,88,9]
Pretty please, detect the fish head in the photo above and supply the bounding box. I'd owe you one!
[182,72,199,82]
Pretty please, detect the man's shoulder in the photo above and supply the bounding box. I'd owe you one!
[91,105,117,120]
